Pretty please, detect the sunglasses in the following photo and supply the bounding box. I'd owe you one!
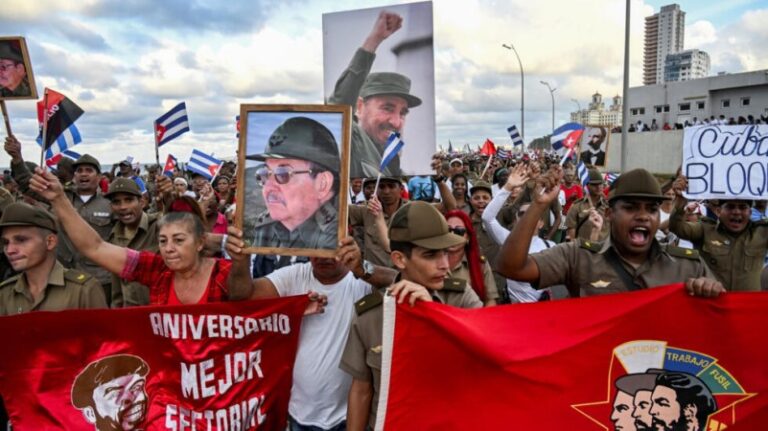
[448,227,467,236]
[255,166,313,186]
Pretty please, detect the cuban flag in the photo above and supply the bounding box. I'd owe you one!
[380,132,404,172]
[604,172,620,186]
[37,123,82,160]
[576,161,590,190]
[551,122,585,151]
[162,154,178,177]
[45,149,81,170]
[507,125,524,147]
[187,149,221,180]
[154,102,190,147]
[497,148,512,160]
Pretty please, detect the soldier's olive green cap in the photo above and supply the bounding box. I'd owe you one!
[470,181,493,195]
[72,154,101,173]
[608,168,669,202]
[105,178,142,199]
[360,72,422,108]
[0,187,14,213]
[246,117,340,172]
[389,201,465,250]
[587,169,603,185]
[0,202,57,232]
[0,42,23,63]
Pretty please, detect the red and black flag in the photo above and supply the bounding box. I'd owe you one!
[36,88,84,151]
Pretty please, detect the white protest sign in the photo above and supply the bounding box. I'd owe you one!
[682,125,768,200]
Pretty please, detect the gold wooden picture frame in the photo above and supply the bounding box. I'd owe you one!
[0,36,38,100]
[236,104,351,258]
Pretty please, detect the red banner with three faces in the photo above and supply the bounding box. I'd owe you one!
[377,284,768,430]
[0,296,307,430]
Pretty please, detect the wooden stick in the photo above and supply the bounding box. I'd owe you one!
[0,100,11,136]
[39,89,50,169]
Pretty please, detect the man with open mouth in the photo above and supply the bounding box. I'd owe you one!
[496,168,724,298]
[669,176,767,292]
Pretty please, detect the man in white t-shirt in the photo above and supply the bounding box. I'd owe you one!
[225,233,398,431]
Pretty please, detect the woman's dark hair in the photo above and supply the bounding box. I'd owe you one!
[157,211,205,241]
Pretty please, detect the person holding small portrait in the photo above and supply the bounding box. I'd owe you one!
[0,42,31,98]
[580,126,607,166]
[329,11,422,178]
[246,117,340,252]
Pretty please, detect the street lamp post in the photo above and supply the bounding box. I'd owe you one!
[541,81,556,133]
[571,98,582,124]
[502,43,524,143]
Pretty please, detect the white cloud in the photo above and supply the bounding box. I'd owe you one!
[686,20,717,47]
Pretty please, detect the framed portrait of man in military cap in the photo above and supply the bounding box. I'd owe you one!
[0,36,37,100]
[236,104,352,257]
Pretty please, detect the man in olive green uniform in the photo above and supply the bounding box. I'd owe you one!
[669,179,767,291]
[341,202,481,431]
[565,169,611,241]
[0,202,106,315]
[245,117,340,254]
[105,178,159,307]
[0,42,31,98]
[328,11,421,178]
[4,140,116,303]
[497,168,725,299]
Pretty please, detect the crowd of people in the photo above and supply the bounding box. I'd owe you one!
[3,121,764,429]
[609,113,768,133]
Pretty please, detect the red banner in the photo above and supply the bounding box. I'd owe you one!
[377,284,768,430]
[0,296,308,430]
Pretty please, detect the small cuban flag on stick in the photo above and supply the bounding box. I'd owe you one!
[187,149,222,181]
[507,124,524,148]
[154,102,190,166]
[576,160,593,208]
[551,122,585,166]
[374,132,404,191]
[162,154,178,178]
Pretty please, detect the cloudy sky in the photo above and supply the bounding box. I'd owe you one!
[0,0,766,168]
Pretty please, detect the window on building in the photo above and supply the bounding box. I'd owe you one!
[664,105,670,112]
[679,103,691,112]
[655,105,663,113]
[742,97,751,106]
[697,101,705,110]
[722,99,730,108]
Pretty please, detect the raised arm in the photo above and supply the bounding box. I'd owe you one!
[496,172,561,282]
[224,226,280,301]
[668,175,704,241]
[29,168,127,275]
[482,164,529,245]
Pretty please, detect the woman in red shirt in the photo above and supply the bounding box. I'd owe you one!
[30,170,230,305]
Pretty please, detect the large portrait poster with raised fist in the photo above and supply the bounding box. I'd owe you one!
[322,1,435,178]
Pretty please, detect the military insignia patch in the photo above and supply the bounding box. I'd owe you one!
[590,280,611,288]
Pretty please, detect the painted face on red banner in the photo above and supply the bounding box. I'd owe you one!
[90,373,147,430]
[632,390,654,431]
[356,95,409,147]
[610,390,636,431]
[649,385,683,431]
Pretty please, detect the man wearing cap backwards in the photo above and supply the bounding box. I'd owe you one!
[245,117,340,253]
[0,41,30,98]
[4,138,116,302]
[328,11,421,178]
[341,201,482,431]
[0,202,106,315]
[669,176,768,292]
[497,168,725,298]
[104,178,159,307]
[566,168,611,241]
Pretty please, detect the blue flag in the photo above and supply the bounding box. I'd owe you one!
[380,132,404,171]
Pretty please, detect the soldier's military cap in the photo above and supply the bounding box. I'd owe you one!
[0,202,57,232]
[587,169,603,185]
[360,72,422,108]
[470,181,493,196]
[246,117,340,172]
[72,154,101,173]
[389,201,465,250]
[0,187,14,213]
[0,42,23,63]
[362,176,400,187]
[105,177,142,198]
[608,168,669,202]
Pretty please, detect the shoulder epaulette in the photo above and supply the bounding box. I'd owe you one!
[0,274,20,288]
[355,292,383,316]
[579,240,603,253]
[442,278,466,293]
[64,270,93,284]
[666,245,700,260]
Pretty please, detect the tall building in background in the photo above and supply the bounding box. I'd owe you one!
[664,49,710,82]
[643,4,685,85]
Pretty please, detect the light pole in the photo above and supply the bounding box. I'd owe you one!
[570,98,581,111]
[621,0,631,171]
[502,43,524,143]
[541,80,556,133]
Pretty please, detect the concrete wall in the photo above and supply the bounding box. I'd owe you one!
[605,130,683,175]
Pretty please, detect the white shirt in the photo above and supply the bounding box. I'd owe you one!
[266,263,371,428]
